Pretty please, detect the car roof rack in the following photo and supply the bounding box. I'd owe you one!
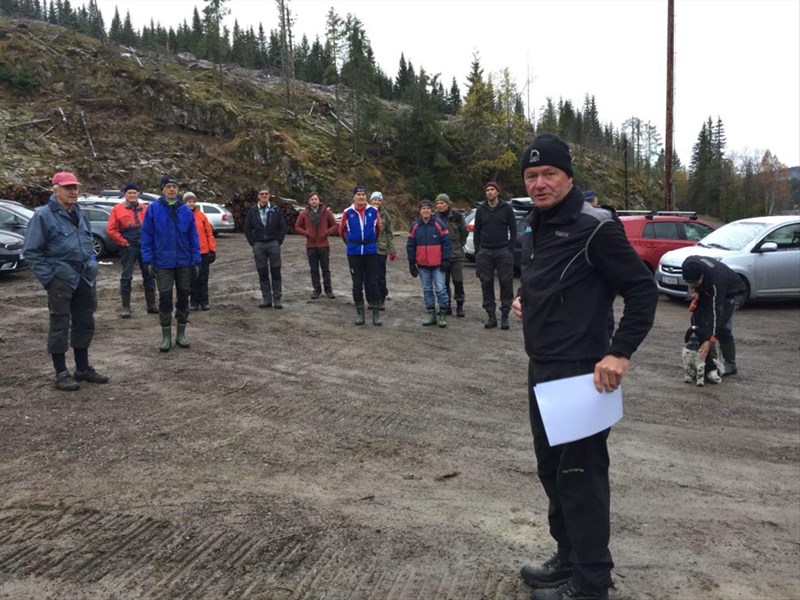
[616,210,698,220]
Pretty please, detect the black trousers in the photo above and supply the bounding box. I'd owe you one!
[253,240,282,302]
[46,278,96,354]
[190,253,211,305]
[476,247,514,313]
[307,247,332,294]
[528,359,613,591]
[444,258,465,305]
[156,267,192,326]
[376,253,389,299]
[347,254,379,307]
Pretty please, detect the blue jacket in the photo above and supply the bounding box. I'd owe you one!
[141,197,201,268]
[341,204,380,256]
[406,216,451,268]
[23,196,98,289]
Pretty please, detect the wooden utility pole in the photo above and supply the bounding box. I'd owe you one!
[664,0,675,210]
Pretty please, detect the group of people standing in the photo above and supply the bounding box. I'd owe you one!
[21,132,745,600]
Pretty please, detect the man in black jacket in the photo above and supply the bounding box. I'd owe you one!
[512,134,658,600]
[474,181,517,329]
[244,185,287,308]
[681,255,746,375]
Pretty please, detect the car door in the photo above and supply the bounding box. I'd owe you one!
[640,221,681,270]
[753,223,800,296]
[0,206,29,235]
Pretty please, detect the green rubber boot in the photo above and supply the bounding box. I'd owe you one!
[355,304,365,326]
[437,310,447,328]
[371,305,382,326]
[160,326,172,352]
[422,309,436,326]
[720,340,737,376]
[175,323,190,348]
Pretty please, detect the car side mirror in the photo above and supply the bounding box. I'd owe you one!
[758,241,778,253]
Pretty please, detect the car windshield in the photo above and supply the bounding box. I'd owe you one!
[697,221,774,251]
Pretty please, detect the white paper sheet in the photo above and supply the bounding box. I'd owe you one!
[533,373,623,445]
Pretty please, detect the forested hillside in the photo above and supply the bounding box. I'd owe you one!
[1,0,797,219]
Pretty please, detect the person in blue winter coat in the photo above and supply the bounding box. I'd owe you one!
[141,173,201,352]
[22,171,110,391]
[406,199,452,327]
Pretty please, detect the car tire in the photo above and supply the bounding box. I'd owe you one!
[736,276,751,309]
[92,235,106,258]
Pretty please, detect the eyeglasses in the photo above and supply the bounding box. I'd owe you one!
[258,191,269,196]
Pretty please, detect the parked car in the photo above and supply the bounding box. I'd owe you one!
[0,229,28,274]
[0,199,34,236]
[78,196,151,210]
[79,204,120,258]
[96,189,160,202]
[656,215,800,304]
[463,198,534,272]
[195,201,235,235]
[618,210,717,272]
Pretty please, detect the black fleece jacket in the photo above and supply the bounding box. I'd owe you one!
[519,186,658,363]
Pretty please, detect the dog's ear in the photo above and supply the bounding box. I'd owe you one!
[685,327,694,343]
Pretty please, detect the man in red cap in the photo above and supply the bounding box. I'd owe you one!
[473,180,517,329]
[23,171,109,391]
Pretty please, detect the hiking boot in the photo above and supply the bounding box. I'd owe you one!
[484,314,498,329]
[74,366,110,384]
[422,308,437,326]
[532,580,608,600]
[258,300,272,308]
[500,312,510,330]
[273,301,283,309]
[310,290,321,299]
[325,291,336,299]
[201,303,210,311]
[55,370,80,391]
[456,302,465,318]
[189,303,200,311]
[521,554,573,588]
[445,305,453,316]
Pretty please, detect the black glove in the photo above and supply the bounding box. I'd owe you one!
[192,265,200,279]
[409,262,418,278]
[441,259,450,272]
[143,264,155,279]
[208,251,216,264]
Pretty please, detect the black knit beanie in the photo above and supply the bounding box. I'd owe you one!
[519,134,574,177]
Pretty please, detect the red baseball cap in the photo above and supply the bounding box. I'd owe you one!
[51,172,81,186]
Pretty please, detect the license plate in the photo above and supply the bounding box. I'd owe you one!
[661,276,678,285]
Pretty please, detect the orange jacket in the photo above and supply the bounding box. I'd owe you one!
[106,200,148,247]
[192,208,216,254]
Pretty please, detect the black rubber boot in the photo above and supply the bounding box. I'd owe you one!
[422,309,437,326]
[355,304,365,326]
[120,292,132,318]
[456,301,465,318]
[175,323,190,348]
[500,311,510,330]
[372,305,382,326]
[145,290,158,314]
[160,326,172,352]
[720,340,737,375]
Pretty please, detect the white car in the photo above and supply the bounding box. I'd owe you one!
[656,215,800,304]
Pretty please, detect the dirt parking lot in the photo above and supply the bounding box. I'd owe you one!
[1,232,798,600]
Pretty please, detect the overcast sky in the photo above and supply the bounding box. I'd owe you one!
[93,0,800,168]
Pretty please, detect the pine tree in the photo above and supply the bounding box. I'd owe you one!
[108,7,122,43]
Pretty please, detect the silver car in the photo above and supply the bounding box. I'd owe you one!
[656,215,800,304]
[195,201,235,234]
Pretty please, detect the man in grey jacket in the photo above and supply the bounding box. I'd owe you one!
[23,172,109,391]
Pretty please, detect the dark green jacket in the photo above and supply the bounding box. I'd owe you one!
[438,208,468,261]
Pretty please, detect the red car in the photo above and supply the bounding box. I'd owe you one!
[618,211,717,272]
